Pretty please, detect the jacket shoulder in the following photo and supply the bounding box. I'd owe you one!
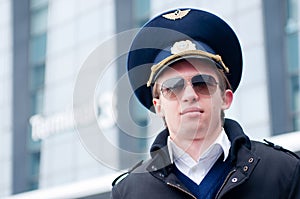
[251,139,300,161]
[112,160,144,186]
[111,159,167,199]
[264,139,299,158]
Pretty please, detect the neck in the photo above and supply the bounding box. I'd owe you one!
[171,128,222,161]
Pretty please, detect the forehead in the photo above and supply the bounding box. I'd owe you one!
[156,58,219,81]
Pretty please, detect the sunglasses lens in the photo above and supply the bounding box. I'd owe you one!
[192,75,218,95]
[161,77,184,99]
[160,74,218,100]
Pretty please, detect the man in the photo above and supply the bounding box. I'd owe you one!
[112,8,300,199]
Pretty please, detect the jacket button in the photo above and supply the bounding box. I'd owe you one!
[248,158,254,163]
[159,173,165,178]
[151,165,157,171]
[243,166,249,172]
[231,177,238,183]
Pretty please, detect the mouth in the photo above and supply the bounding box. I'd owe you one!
[180,107,204,115]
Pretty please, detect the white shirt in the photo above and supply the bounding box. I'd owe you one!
[167,129,231,185]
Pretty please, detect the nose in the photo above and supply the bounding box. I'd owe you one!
[181,84,199,102]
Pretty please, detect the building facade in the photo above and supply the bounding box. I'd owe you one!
[0,0,299,198]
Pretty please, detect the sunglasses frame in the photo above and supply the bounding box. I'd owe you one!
[159,74,219,100]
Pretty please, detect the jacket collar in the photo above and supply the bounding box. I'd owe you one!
[148,119,251,172]
[223,118,251,163]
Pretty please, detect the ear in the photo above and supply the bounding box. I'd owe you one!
[153,98,164,117]
[221,89,233,110]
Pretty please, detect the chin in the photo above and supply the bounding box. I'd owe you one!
[176,126,206,138]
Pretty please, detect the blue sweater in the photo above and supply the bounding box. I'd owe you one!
[174,155,232,199]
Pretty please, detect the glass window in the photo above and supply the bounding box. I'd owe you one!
[286,0,300,131]
[30,64,45,91]
[30,33,47,65]
[25,0,48,191]
[28,151,40,190]
[286,32,298,72]
[31,89,44,116]
[290,76,299,111]
[133,0,150,27]
[287,0,298,20]
[30,6,48,35]
[30,0,48,10]
[294,114,300,129]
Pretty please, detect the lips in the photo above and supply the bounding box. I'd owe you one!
[180,107,204,115]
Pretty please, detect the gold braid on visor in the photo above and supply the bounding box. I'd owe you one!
[146,50,229,87]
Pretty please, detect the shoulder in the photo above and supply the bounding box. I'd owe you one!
[251,139,299,161]
[111,159,164,198]
[249,140,300,194]
[112,160,147,186]
[112,158,160,187]
[249,140,300,174]
[111,160,147,198]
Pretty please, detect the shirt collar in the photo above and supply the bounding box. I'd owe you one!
[167,128,231,164]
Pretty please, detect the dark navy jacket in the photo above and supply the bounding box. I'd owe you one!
[112,119,300,199]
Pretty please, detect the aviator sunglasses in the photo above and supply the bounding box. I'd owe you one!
[159,74,218,100]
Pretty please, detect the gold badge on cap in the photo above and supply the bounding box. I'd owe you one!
[162,9,191,20]
[171,40,196,54]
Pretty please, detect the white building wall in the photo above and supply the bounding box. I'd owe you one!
[0,0,12,197]
[38,0,117,188]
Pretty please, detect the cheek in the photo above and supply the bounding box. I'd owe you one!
[211,95,226,113]
[202,93,223,111]
[160,100,180,121]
